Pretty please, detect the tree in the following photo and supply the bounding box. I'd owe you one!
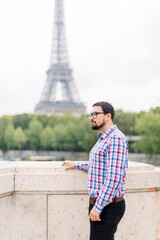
[76,116,97,153]
[47,115,61,128]
[52,124,67,150]
[4,124,15,151]
[12,114,34,130]
[36,115,49,128]
[26,120,43,151]
[13,127,26,150]
[150,106,160,114]
[132,111,160,155]
[114,110,137,135]
[0,116,12,154]
[51,115,98,152]
[40,126,53,149]
[62,122,79,152]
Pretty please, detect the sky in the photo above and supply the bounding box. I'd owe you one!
[0,0,160,116]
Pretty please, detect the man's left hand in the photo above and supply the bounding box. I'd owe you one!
[89,208,101,221]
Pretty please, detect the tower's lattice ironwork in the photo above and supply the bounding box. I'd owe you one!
[35,0,86,115]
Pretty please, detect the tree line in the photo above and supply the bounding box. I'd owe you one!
[0,107,160,155]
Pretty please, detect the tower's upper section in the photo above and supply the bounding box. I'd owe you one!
[49,0,69,67]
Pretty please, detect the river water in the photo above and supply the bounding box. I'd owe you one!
[129,153,160,167]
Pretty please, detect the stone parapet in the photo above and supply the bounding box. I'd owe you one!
[0,161,160,240]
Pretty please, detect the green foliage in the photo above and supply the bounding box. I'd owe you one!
[26,120,43,151]
[61,122,79,152]
[12,114,34,130]
[4,124,15,150]
[40,126,53,149]
[13,127,26,150]
[52,124,67,150]
[0,107,160,155]
[46,115,61,128]
[114,110,137,135]
[150,106,160,114]
[76,116,97,153]
[0,116,12,154]
[132,111,160,155]
[36,115,50,128]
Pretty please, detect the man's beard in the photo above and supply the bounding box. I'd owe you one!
[91,119,105,130]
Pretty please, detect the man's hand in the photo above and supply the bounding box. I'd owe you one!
[62,160,76,170]
[89,208,101,222]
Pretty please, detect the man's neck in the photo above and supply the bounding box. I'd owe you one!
[99,122,114,134]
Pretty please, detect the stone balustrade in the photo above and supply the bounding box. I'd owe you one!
[0,160,160,240]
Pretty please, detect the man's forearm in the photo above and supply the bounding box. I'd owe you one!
[76,161,89,171]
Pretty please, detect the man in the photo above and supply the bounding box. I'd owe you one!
[62,101,128,240]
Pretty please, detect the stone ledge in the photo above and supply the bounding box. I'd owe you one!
[0,160,160,240]
[0,160,155,173]
[0,161,160,195]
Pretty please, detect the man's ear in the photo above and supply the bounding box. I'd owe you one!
[106,113,112,120]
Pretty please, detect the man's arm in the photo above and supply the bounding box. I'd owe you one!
[62,160,89,171]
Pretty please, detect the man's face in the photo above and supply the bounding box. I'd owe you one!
[89,106,106,130]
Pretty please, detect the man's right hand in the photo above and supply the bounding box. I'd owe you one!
[62,160,76,170]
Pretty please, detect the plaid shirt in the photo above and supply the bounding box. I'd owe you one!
[76,125,128,214]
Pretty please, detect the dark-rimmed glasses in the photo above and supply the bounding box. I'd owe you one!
[88,112,105,119]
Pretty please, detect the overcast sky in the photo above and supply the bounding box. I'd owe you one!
[0,0,160,116]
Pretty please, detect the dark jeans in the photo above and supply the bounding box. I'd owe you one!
[89,199,125,240]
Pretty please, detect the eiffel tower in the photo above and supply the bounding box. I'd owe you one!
[35,0,86,115]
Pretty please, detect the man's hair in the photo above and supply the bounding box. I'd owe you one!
[93,101,115,120]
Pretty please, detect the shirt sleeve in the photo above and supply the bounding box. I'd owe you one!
[93,135,128,214]
[75,161,89,172]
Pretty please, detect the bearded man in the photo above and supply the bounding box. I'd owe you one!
[62,101,128,240]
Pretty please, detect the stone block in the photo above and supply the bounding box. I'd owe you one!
[126,171,160,190]
[15,171,88,193]
[48,195,89,240]
[0,196,13,240]
[0,174,14,195]
[116,191,157,240]
[12,195,46,240]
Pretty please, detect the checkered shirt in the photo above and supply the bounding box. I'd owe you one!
[76,125,128,214]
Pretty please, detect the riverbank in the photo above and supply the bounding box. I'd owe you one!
[1,150,160,166]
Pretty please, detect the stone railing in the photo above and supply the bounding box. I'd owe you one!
[0,160,160,240]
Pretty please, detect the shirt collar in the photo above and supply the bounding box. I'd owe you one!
[97,125,117,140]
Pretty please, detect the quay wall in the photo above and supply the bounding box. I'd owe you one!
[0,161,160,240]
[1,150,160,166]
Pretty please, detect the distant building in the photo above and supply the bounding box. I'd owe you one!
[35,0,86,116]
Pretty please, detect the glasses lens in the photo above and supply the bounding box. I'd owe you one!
[88,113,97,119]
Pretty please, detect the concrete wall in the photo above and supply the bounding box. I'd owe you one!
[0,161,160,240]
